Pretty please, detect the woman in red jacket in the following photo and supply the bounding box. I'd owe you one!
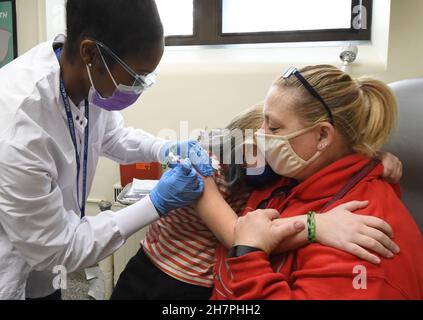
[207,65,423,300]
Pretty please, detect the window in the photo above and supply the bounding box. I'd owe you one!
[45,0,66,40]
[222,0,352,33]
[161,0,372,46]
[155,0,194,36]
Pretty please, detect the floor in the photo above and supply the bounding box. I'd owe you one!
[62,271,92,300]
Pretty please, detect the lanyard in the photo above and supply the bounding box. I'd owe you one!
[55,48,89,218]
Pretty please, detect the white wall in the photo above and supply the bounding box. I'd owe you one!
[14,0,423,208]
[15,0,45,55]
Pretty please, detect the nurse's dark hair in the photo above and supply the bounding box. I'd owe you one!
[65,0,163,63]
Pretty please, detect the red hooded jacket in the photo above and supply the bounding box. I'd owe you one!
[212,155,423,300]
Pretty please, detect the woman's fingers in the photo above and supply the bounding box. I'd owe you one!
[360,226,400,254]
[383,165,394,182]
[259,209,281,221]
[379,151,403,183]
[354,234,395,260]
[361,216,394,239]
[273,220,305,239]
[346,243,381,265]
[233,210,301,254]
[384,164,400,184]
[393,162,403,183]
[337,200,369,212]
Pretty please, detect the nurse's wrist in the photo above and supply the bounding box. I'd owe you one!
[149,190,167,217]
[112,195,160,239]
[158,141,174,164]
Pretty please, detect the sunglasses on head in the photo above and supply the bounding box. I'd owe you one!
[283,66,334,126]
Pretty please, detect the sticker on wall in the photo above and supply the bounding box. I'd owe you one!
[0,0,17,68]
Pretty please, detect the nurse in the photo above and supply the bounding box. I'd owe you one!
[0,0,211,300]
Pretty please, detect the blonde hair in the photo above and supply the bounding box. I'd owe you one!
[273,65,398,157]
[225,103,264,133]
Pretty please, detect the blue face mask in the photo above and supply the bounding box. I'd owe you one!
[244,165,281,188]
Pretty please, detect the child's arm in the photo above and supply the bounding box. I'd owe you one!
[194,177,399,264]
[195,177,238,248]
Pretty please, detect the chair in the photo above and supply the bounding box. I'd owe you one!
[385,78,423,234]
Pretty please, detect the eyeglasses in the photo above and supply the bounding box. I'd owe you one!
[95,40,159,91]
[283,66,334,125]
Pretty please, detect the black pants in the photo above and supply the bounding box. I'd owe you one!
[111,248,213,300]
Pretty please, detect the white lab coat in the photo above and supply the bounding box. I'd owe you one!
[0,36,166,299]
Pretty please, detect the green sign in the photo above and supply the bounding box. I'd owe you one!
[0,0,17,68]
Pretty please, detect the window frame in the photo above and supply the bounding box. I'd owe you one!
[165,0,372,46]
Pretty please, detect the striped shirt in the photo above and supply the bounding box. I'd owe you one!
[141,172,251,287]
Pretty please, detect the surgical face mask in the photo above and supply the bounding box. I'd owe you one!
[86,68,143,112]
[86,45,157,111]
[255,124,321,178]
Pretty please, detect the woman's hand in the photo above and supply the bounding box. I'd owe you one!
[377,151,403,184]
[233,209,305,255]
[317,201,401,264]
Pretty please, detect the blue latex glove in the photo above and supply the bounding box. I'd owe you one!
[160,140,214,177]
[150,159,204,216]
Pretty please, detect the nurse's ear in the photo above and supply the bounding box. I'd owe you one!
[316,122,335,151]
[80,40,100,69]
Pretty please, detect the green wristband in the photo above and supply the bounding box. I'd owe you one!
[307,211,317,243]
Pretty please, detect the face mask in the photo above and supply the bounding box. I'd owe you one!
[244,165,281,188]
[87,73,142,111]
[86,48,147,111]
[255,124,321,178]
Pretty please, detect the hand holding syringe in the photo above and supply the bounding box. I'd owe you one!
[161,140,219,177]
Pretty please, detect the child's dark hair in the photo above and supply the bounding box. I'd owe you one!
[65,0,164,64]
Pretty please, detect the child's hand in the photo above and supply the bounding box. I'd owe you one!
[317,201,400,264]
[377,151,403,184]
